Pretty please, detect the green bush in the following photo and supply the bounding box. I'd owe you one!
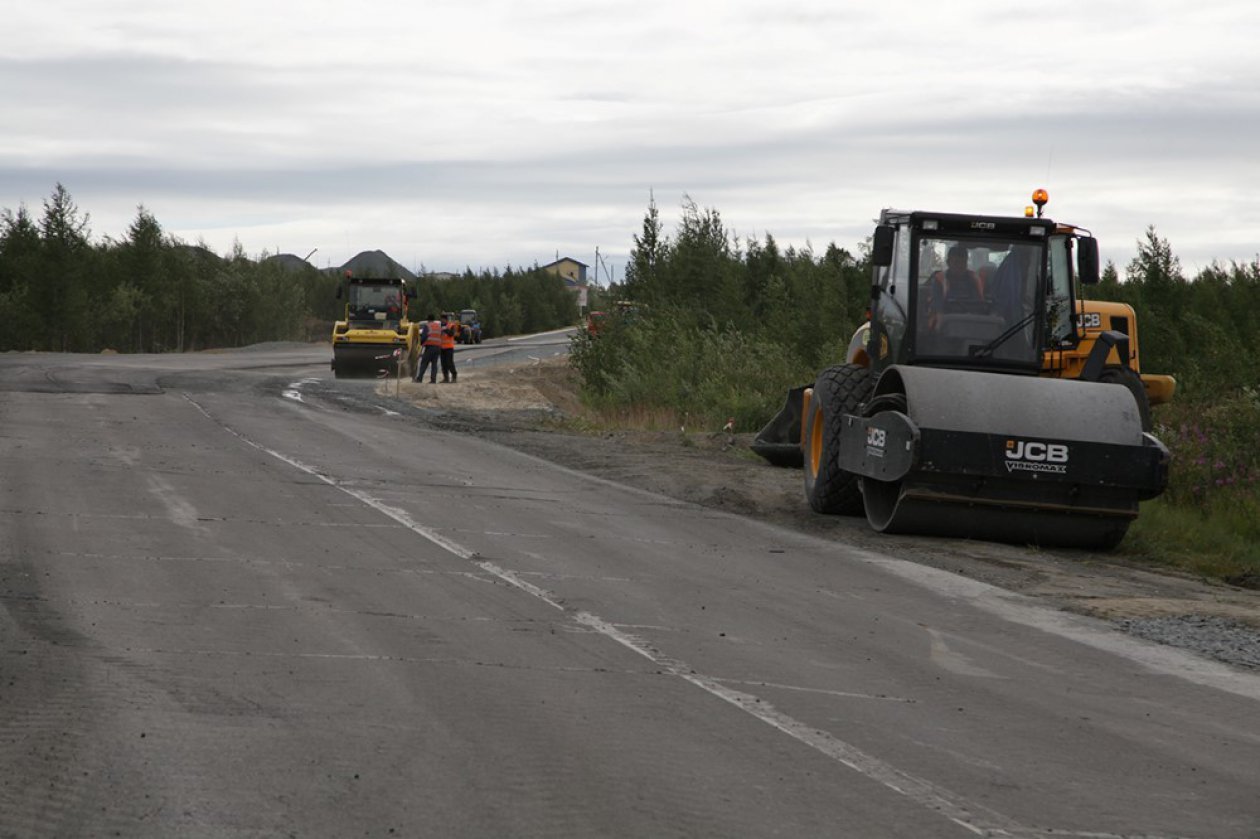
[570,306,834,431]
[1154,390,1260,511]
[1119,393,1260,584]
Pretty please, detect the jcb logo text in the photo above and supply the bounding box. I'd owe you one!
[1006,441,1068,462]
[1005,439,1069,474]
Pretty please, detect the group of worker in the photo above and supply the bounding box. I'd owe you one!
[414,312,460,384]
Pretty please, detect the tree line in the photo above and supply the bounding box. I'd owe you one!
[0,184,579,354]
[8,183,1256,406]
[411,267,579,341]
[1093,230,1260,400]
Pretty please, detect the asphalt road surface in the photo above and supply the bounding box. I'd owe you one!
[454,327,575,371]
[3,343,1259,838]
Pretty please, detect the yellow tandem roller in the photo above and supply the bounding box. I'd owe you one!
[330,276,419,379]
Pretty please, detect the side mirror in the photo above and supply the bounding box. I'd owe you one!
[1077,237,1100,285]
[871,225,895,267]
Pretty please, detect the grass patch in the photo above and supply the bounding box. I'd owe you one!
[543,402,688,435]
[1123,497,1260,587]
[1115,392,1260,587]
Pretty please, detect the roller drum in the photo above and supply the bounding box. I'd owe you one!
[843,366,1168,549]
[332,344,403,379]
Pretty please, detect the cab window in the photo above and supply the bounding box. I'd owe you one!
[1045,236,1075,346]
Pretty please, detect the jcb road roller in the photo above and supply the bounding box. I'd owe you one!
[793,198,1171,549]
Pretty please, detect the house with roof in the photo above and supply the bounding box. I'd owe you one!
[542,257,588,284]
[542,257,589,310]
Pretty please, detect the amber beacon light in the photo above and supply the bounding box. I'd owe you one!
[1029,188,1050,218]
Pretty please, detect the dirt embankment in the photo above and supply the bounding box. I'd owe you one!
[385,357,1260,669]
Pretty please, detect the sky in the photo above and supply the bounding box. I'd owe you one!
[4,0,1258,283]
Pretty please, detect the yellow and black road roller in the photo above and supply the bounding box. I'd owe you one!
[330,275,420,379]
[756,192,1172,549]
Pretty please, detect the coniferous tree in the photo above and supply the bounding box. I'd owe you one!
[39,183,94,350]
[624,193,666,305]
[1124,227,1188,390]
[0,205,44,350]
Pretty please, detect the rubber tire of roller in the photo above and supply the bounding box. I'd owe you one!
[803,363,871,515]
[1097,365,1152,432]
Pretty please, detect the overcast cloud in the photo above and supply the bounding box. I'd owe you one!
[4,0,1258,280]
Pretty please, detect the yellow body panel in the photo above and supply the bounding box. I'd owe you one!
[1040,299,1176,406]
[1141,373,1177,406]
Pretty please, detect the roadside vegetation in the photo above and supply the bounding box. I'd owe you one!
[0,184,576,354]
[571,196,1260,585]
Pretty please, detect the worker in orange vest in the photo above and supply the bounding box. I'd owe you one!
[414,313,444,383]
[439,313,458,383]
[925,244,986,330]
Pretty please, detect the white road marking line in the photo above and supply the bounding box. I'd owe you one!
[282,377,322,403]
[185,394,474,566]
[710,678,917,703]
[182,392,1166,839]
[478,560,1026,836]
[67,600,519,620]
[116,648,628,675]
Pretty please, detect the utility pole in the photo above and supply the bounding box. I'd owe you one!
[597,249,612,287]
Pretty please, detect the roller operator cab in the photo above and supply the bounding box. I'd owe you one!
[864,209,1067,374]
[801,196,1172,549]
[330,276,421,378]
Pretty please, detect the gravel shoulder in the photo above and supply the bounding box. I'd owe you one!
[383,357,1260,671]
